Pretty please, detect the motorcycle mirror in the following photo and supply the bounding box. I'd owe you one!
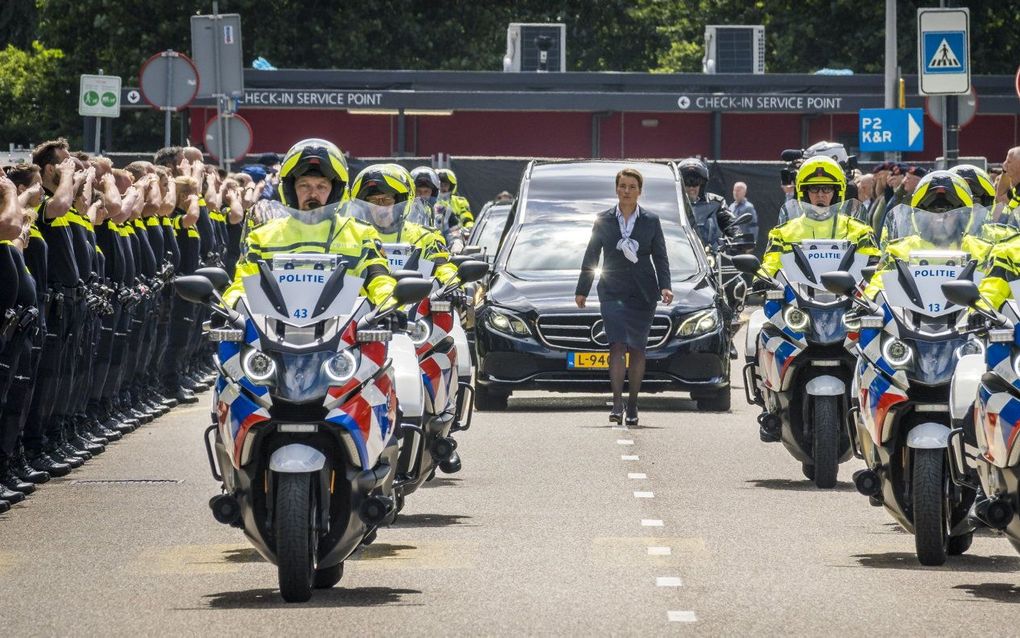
[861,266,877,283]
[174,275,215,305]
[450,255,472,267]
[393,278,433,306]
[461,245,483,256]
[730,254,761,275]
[820,271,857,296]
[457,260,490,284]
[941,280,982,308]
[392,269,425,281]
[195,266,231,292]
[732,212,753,226]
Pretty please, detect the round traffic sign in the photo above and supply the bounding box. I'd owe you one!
[203,113,253,163]
[139,50,200,112]
[925,88,978,128]
[1015,65,1020,101]
[83,91,99,106]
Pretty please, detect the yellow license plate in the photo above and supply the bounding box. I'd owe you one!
[567,352,627,369]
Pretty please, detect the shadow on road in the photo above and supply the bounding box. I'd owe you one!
[851,552,1020,572]
[502,396,696,413]
[953,582,1020,603]
[744,479,857,492]
[222,547,265,563]
[353,543,418,560]
[200,586,422,610]
[391,512,474,528]
[423,477,463,488]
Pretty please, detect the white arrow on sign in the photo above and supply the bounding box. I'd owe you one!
[908,112,921,145]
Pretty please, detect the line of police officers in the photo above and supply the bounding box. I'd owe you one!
[0,140,477,513]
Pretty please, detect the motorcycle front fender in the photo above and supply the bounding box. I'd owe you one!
[907,422,951,449]
[269,444,327,473]
[805,374,845,397]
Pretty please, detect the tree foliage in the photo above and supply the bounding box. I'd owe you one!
[0,0,1014,150]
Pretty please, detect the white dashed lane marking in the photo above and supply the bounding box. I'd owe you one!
[627,472,647,479]
[641,519,664,527]
[616,439,634,446]
[656,576,683,587]
[620,455,639,461]
[633,491,654,498]
[647,546,671,556]
[668,611,697,623]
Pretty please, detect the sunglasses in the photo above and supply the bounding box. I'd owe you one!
[806,185,835,194]
[683,177,705,187]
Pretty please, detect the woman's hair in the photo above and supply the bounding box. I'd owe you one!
[615,168,644,190]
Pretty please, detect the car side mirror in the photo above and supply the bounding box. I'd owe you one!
[392,269,425,281]
[941,280,981,308]
[820,271,857,296]
[393,278,434,306]
[457,260,489,284]
[195,267,231,292]
[174,275,215,305]
[730,254,761,275]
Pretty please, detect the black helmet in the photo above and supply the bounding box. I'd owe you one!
[678,157,709,186]
[277,138,348,207]
[410,166,440,199]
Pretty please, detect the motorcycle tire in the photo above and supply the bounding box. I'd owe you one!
[313,562,343,589]
[276,472,316,602]
[912,448,949,566]
[812,396,840,489]
[801,463,815,480]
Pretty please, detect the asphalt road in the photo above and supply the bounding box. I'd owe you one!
[3,347,1020,635]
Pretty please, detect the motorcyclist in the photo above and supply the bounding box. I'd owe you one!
[349,164,458,284]
[678,157,739,249]
[864,170,980,299]
[222,139,395,308]
[436,168,474,229]
[758,156,879,279]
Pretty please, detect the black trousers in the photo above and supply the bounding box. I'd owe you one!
[0,325,38,458]
[101,303,132,405]
[87,301,121,415]
[24,296,73,453]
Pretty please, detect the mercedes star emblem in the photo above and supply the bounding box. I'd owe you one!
[591,320,609,347]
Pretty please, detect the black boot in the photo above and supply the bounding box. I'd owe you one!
[0,477,26,505]
[1,457,36,496]
[0,498,9,514]
[439,451,462,474]
[27,450,70,478]
[13,447,50,484]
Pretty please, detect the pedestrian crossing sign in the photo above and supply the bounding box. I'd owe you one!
[923,32,966,75]
[917,8,970,95]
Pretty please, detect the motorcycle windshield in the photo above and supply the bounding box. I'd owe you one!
[913,338,964,385]
[347,198,436,233]
[884,205,975,248]
[778,201,852,226]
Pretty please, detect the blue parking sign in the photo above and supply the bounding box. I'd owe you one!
[923,31,967,75]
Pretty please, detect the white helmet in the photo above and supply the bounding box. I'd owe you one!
[804,141,849,167]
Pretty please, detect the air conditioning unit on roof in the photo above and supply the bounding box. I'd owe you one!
[703,25,765,74]
[503,23,567,73]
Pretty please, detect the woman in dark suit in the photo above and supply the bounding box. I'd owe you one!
[575,168,673,426]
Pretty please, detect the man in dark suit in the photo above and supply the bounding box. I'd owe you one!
[575,168,672,426]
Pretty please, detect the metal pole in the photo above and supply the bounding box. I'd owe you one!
[164,49,174,148]
[396,109,406,156]
[94,117,101,155]
[946,95,959,165]
[212,1,226,169]
[884,0,897,161]
[711,111,722,160]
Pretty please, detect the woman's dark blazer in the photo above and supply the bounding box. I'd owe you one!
[574,207,671,308]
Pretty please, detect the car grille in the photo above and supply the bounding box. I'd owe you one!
[535,314,672,351]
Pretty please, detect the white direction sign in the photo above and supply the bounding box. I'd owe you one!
[917,8,970,95]
[79,74,122,117]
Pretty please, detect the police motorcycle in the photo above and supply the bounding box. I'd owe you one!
[736,203,869,488]
[943,257,1020,555]
[822,205,985,565]
[348,199,488,504]
[174,202,434,603]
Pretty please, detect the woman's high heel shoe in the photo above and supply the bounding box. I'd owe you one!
[625,407,639,426]
[609,410,623,424]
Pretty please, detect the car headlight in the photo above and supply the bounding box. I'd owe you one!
[409,319,431,346]
[242,349,277,384]
[783,306,810,332]
[324,350,358,384]
[882,337,913,368]
[676,309,718,338]
[486,309,530,336]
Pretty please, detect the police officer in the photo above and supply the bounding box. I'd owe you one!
[223,139,395,308]
[678,157,739,249]
[436,168,474,228]
[349,164,458,283]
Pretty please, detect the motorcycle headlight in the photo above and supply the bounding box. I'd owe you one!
[1012,353,1020,381]
[242,349,277,384]
[487,309,530,336]
[324,350,358,384]
[676,308,718,338]
[956,339,984,358]
[783,306,810,332]
[409,319,431,346]
[882,337,913,368]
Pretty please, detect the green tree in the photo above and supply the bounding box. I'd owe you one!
[0,41,67,145]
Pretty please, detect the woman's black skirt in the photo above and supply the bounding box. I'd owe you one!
[600,297,656,349]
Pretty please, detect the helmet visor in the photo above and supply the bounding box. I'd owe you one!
[886,204,972,248]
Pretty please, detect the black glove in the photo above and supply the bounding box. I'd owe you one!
[387,309,409,332]
[966,311,987,331]
[751,278,772,294]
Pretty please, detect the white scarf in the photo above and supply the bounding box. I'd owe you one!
[615,206,639,263]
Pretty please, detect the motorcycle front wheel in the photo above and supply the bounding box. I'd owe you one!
[812,396,840,489]
[276,472,317,602]
[912,448,949,566]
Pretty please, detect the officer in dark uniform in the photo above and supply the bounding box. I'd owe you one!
[678,157,739,249]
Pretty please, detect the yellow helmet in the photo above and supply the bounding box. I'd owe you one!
[350,164,413,204]
[795,156,846,203]
[277,138,349,207]
[437,168,458,194]
[910,170,973,211]
[949,164,995,207]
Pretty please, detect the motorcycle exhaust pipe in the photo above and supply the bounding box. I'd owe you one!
[430,436,458,462]
[359,495,395,526]
[976,498,1015,531]
[853,469,882,497]
[209,493,241,525]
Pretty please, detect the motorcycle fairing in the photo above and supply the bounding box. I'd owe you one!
[858,355,908,445]
[976,384,1020,469]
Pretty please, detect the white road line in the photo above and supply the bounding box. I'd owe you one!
[616,439,634,446]
[620,455,639,461]
[656,576,683,587]
[641,519,663,527]
[633,491,654,498]
[627,472,647,479]
[647,546,671,556]
[667,611,697,623]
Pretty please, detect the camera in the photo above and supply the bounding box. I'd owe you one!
[779,141,858,187]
